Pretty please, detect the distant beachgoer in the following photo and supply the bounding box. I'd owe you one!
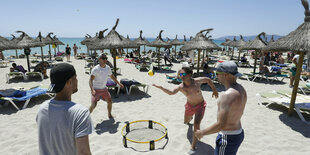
[289,54,300,88]
[241,54,247,63]
[0,50,4,60]
[73,44,78,58]
[89,54,124,118]
[164,48,172,65]
[277,54,285,64]
[34,61,49,78]
[10,63,27,73]
[37,63,93,155]
[153,67,218,151]
[195,61,247,155]
[65,44,71,62]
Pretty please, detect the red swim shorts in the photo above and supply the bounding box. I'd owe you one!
[185,101,206,117]
[91,88,111,102]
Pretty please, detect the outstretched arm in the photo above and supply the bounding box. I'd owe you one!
[195,93,230,139]
[152,84,180,95]
[109,74,124,89]
[196,77,218,98]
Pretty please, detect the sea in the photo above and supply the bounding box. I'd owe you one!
[2,38,225,57]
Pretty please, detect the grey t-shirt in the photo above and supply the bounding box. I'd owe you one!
[37,99,93,155]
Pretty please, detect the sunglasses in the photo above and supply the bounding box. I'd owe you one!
[179,73,187,77]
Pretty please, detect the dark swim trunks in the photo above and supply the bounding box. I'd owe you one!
[215,129,244,155]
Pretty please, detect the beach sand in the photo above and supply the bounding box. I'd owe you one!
[0,55,309,155]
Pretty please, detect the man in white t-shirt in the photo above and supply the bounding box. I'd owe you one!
[89,54,124,118]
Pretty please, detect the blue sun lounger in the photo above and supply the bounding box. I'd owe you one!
[0,87,48,110]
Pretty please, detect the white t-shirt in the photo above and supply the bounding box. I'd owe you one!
[91,64,112,89]
[293,54,300,63]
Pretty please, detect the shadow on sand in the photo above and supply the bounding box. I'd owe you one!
[95,117,120,135]
[266,103,310,138]
[111,88,151,103]
[187,124,214,155]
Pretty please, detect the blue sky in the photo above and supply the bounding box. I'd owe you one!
[0,0,305,38]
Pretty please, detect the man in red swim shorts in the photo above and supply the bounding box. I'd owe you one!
[153,67,218,151]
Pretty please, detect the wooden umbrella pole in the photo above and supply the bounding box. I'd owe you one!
[288,51,305,116]
[54,46,57,57]
[15,50,18,59]
[175,45,177,57]
[253,50,258,75]
[113,48,117,77]
[40,46,44,62]
[197,49,201,73]
[48,44,51,60]
[238,50,241,62]
[157,47,160,69]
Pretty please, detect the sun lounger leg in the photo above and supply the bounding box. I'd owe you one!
[22,99,31,109]
[145,85,149,94]
[295,107,309,124]
[256,94,264,107]
[7,99,20,111]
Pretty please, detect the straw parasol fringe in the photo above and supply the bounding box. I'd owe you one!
[180,28,221,73]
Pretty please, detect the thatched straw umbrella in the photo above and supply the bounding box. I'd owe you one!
[220,38,231,52]
[53,35,64,54]
[44,33,55,60]
[264,0,310,115]
[227,36,238,57]
[0,36,15,60]
[87,29,109,59]
[80,34,92,56]
[89,19,131,77]
[240,32,267,75]
[148,30,172,69]
[10,34,22,58]
[170,35,184,56]
[34,32,46,62]
[234,35,247,62]
[15,31,45,72]
[133,30,150,57]
[181,28,221,73]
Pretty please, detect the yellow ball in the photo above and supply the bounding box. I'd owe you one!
[148,70,154,76]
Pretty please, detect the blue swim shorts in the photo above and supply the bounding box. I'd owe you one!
[214,129,244,155]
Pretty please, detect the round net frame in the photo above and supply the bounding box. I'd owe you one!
[121,120,168,151]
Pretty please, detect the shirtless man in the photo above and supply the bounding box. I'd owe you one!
[195,61,247,155]
[153,67,218,150]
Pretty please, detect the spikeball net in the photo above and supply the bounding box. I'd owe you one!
[121,120,168,151]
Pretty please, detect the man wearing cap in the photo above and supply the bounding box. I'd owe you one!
[37,63,93,155]
[89,54,124,118]
[195,61,247,155]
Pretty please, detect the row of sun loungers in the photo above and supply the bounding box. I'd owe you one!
[256,90,310,124]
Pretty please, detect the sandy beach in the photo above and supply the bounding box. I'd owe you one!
[0,54,309,155]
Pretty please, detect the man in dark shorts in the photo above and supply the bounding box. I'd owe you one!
[195,61,247,155]
[65,44,71,62]
[153,67,218,151]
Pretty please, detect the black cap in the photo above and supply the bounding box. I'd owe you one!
[48,63,76,93]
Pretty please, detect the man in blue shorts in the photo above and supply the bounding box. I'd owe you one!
[195,61,247,155]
